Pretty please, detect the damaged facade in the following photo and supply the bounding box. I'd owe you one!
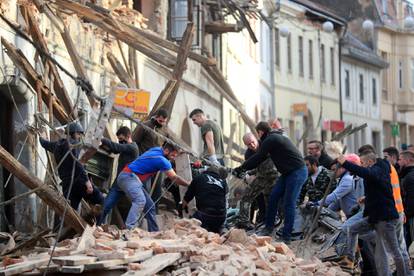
[0,0,267,233]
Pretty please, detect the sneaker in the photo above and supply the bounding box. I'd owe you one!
[257,227,273,236]
[336,256,354,269]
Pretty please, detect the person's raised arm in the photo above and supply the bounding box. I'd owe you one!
[101,138,133,154]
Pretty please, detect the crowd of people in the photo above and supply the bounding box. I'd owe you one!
[39,108,414,275]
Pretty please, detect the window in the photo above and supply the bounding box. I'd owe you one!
[330,47,335,85]
[170,0,201,47]
[170,0,188,40]
[321,44,326,82]
[359,74,364,102]
[399,61,403,89]
[299,36,304,77]
[345,70,350,98]
[287,35,292,73]
[411,59,414,89]
[308,40,313,79]
[372,78,377,105]
[275,28,280,68]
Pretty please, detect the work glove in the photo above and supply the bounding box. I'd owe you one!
[232,166,245,178]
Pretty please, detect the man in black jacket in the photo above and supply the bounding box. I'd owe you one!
[337,152,410,275]
[182,165,228,233]
[39,122,104,210]
[398,150,414,248]
[234,122,307,244]
[98,126,139,225]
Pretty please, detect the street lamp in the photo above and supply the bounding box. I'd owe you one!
[404,16,414,29]
[362,19,374,32]
[279,26,290,37]
[322,21,334,33]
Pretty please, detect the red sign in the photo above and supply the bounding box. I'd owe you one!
[323,120,345,132]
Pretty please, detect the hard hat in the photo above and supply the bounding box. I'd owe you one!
[67,122,84,134]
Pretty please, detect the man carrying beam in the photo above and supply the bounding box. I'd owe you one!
[39,122,104,210]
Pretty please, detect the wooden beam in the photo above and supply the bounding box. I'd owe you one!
[1,38,70,124]
[205,21,241,33]
[20,5,74,115]
[148,23,194,118]
[123,23,216,66]
[53,0,177,68]
[202,64,258,136]
[107,52,135,88]
[0,145,86,233]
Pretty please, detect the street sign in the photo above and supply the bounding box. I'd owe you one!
[112,87,151,120]
[391,123,400,137]
[292,103,308,116]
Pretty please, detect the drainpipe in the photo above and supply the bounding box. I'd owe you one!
[259,10,276,118]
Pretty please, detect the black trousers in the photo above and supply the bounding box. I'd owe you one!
[192,210,226,233]
[62,180,104,210]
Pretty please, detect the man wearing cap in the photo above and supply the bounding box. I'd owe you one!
[39,122,104,210]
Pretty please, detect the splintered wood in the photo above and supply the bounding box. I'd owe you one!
[0,219,349,275]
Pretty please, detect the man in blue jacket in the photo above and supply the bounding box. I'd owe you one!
[337,152,410,275]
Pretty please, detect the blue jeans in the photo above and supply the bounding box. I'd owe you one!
[98,182,124,225]
[345,216,410,276]
[265,165,307,239]
[116,172,159,231]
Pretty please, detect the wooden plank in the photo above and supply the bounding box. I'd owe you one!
[121,253,181,276]
[107,52,136,88]
[202,64,258,136]
[175,153,193,216]
[60,265,85,274]
[148,23,194,118]
[52,255,97,266]
[53,0,177,68]
[1,38,70,124]
[0,257,49,276]
[75,224,96,252]
[20,5,74,115]
[84,250,153,270]
[0,145,86,233]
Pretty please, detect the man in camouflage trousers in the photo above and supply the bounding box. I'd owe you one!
[298,155,332,205]
[235,133,278,230]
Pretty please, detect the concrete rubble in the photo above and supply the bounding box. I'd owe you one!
[0,218,350,275]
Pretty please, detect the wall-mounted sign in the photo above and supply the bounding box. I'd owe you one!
[292,103,308,116]
[323,120,345,132]
[112,88,150,120]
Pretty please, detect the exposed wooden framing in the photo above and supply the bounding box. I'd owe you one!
[148,23,194,118]
[53,0,177,69]
[1,38,70,124]
[0,145,86,233]
[205,21,241,33]
[20,5,74,115]
[202,64,258,136]
[116,40,132,78]
[107,52,135,88]
[124,23,216,66]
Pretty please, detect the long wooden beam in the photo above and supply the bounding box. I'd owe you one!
[20,5,74,115]
[107,52,136,88]
[0,145,86,233]
[1,38,70,124]
[53,0,176,68]
[149,23,194,118]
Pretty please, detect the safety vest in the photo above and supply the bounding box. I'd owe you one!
[390,165,404,214]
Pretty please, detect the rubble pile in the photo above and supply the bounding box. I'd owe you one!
[0,219,349,275]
